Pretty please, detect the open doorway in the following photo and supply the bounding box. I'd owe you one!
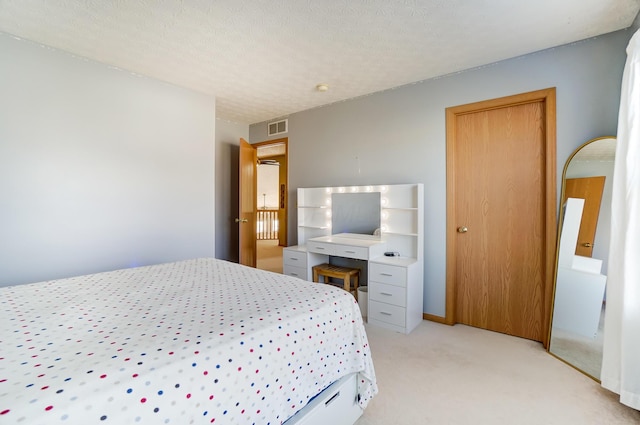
[255,138,287,273]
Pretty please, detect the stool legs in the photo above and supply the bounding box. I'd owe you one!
[311,264,360,300]
[342,276,350,292]
[353,275,359,301]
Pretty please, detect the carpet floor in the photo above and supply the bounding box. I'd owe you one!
[548,305,605,380]
[356,320,640,425]
[256,239,283,273]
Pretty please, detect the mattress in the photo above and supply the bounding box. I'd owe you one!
[0,258,377,424]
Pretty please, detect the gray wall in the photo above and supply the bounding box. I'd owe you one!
[0,33,216,287]
[631,10,640,33]
[250,29,631,318]
[215,118,249,262]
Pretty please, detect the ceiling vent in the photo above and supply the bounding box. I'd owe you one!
[268,119,288,136]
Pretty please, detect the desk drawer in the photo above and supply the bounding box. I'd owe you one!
[369,262,407,287]
[332,244,368,260]
[369,282,406,307]
[283,249,308,267]
[369,300,406,327]
[283,265,308,280]
[307,241,335,256]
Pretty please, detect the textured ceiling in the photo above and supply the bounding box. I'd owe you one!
[1,1,639,124]
[572,137,617,162]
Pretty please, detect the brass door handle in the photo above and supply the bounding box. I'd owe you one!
[457,226,468,233]
[235,218,248,223]
[582,242,593,248]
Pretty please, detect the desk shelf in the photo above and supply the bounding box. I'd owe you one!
[382,231,419,237]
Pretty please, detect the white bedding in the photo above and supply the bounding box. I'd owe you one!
[0,258,377,424]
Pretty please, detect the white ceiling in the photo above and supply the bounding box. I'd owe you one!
[573,137,617,162]
[1,1,638,125]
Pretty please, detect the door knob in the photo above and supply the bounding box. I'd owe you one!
[457,226,468,233]
[235,218,248,223]
[582,242,593,248]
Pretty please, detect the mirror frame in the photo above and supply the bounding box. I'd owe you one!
[546,135,616,381]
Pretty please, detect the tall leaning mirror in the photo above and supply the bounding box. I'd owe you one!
[548,136,616,380]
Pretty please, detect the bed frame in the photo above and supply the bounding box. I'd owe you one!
[285,373,363,425]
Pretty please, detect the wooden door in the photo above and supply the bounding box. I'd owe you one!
[239,138,257,267]
[563,176,605,257]
[446,89,556,345]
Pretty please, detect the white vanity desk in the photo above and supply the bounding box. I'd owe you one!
[306,233,387,260]
[283,183,425,334]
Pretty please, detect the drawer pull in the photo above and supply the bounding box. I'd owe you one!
[344,250,356,254]
[290,273,299,277]
[380,311,393,316]
[380,292,393,296]
[325,391,340,407]
[314,246,325,250]
[380,273,393,277]
[289,257,298,261]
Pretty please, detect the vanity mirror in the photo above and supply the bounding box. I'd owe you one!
[331,192,381,236]
[548,136,616,380]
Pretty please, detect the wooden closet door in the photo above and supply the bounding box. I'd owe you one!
[446,89,556,344]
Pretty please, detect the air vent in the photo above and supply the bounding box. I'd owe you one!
[268,119,288,136]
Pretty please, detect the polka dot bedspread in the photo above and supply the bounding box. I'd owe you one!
[0,258,377,424]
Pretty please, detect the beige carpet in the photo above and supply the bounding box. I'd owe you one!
[256,239,283,273]
[356,320,640,425]
[548,305,605,380]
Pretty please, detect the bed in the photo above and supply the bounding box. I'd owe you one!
[0,258,377,424]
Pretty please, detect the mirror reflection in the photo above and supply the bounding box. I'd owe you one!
[549,136,616,380]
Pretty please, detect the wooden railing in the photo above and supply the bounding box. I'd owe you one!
[257,209,279,240]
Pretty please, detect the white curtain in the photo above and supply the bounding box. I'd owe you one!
[601,29,640,410]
